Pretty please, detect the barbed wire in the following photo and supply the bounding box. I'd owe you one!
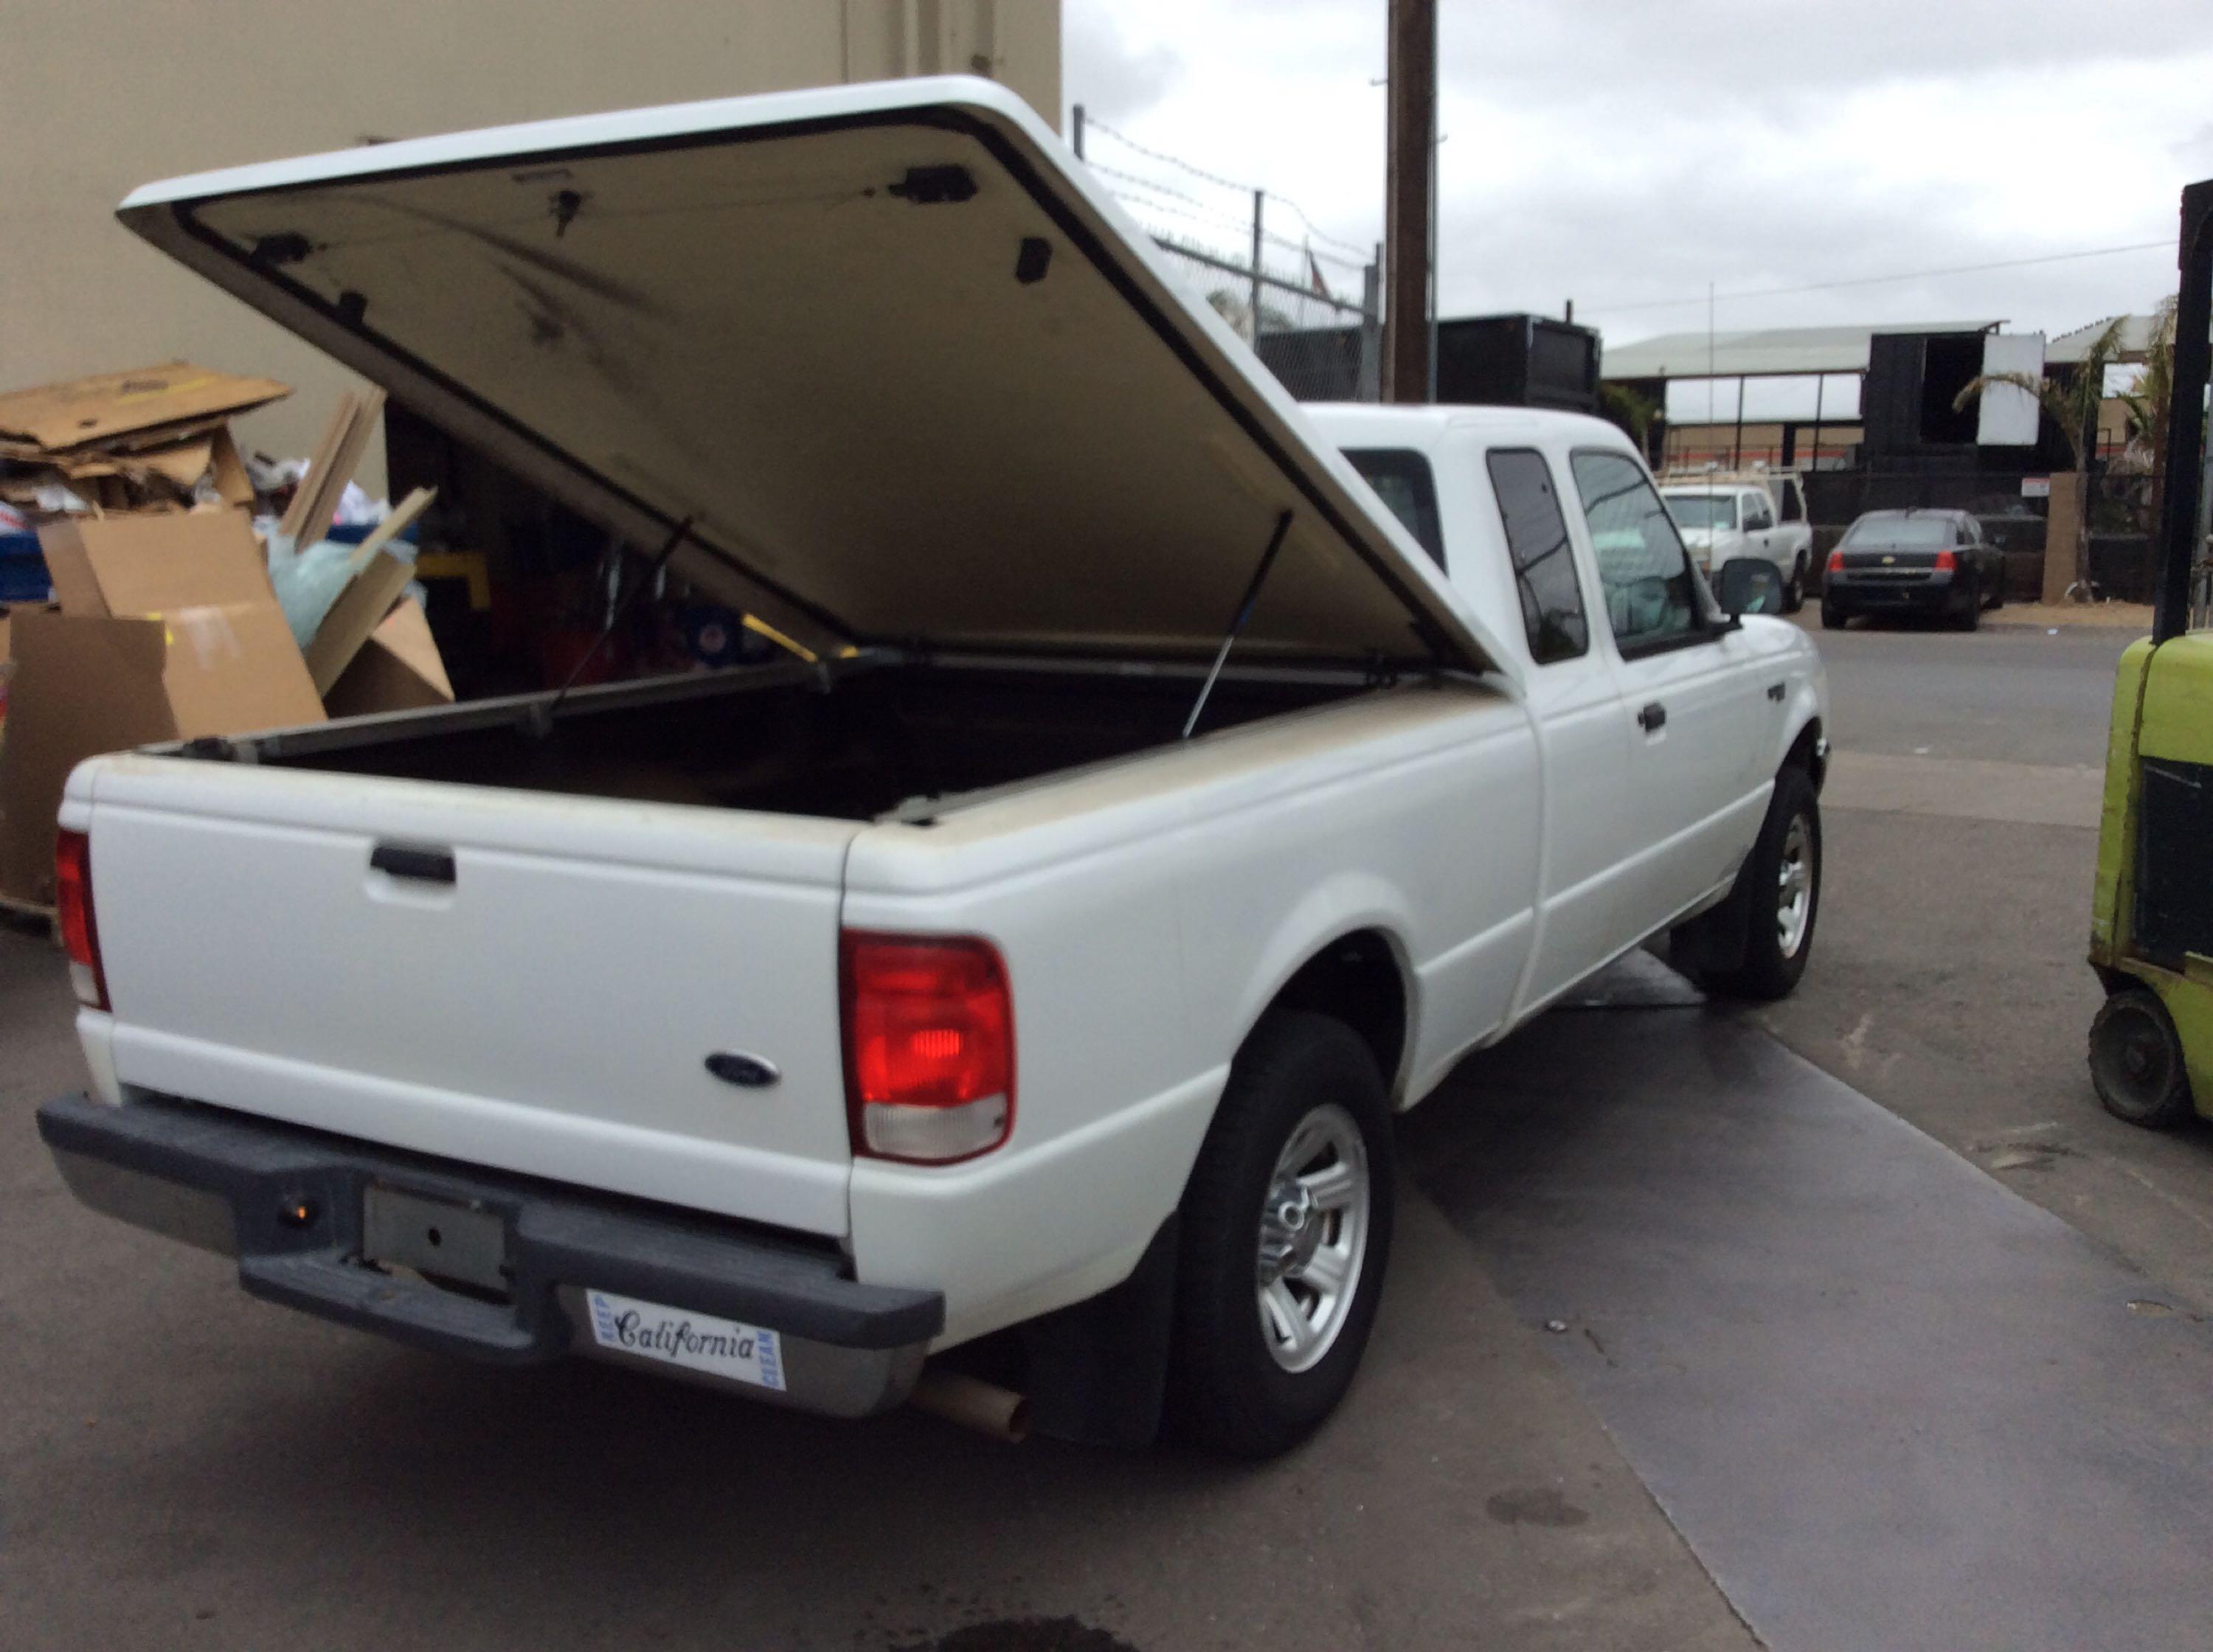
[1082,116,1373,263]
[1101,173,1371,281]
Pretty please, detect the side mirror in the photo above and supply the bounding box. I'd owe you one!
[1714,558,1785,618]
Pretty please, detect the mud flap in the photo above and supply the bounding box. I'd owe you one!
[1015,1215,1180,1448]
[1672,871,1755,980]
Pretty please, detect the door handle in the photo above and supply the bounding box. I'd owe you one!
[370,842,457,884]
[1637,701,1667,733]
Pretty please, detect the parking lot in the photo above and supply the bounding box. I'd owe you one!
[6,614,2212,1651]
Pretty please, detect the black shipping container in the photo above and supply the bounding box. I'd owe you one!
[1435,314,1600,413]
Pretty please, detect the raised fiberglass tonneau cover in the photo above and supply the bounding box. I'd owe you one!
[117,77,1508,678]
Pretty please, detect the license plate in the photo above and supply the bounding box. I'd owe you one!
[583,1289,786,1392]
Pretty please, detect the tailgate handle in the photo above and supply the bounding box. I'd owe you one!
[370,843,456,884]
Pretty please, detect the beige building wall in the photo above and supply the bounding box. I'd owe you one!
[2,0,1059,490]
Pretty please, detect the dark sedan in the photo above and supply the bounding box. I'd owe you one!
[1821,508,2006,631]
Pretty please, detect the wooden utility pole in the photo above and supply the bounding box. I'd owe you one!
[1382,0,1435,403]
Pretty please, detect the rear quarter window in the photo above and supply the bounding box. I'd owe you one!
[1341,448,1444,567]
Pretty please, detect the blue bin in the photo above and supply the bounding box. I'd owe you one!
[0,531,48,604]
[325,521,420,548]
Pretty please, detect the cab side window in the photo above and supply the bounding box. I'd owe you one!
[1340,448,1445,567]
[1743,492,1773,532]
[1569,450,1704,652]
[1485,448,1587,663]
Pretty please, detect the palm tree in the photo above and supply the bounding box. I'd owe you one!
[2121,296,2181,534]
[1599,381,1660,462]
[1953,315,2127,471]
[1953,316,2129,599]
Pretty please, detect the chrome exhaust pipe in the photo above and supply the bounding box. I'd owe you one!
[908,1368,1031,1443]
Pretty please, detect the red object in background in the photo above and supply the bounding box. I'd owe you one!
[536,625,625,690]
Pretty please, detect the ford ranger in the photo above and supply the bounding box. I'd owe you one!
[37,77,1829,1457]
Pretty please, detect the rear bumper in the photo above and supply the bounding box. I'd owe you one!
[1824,571,1961,613]
[37,1092,941,1417]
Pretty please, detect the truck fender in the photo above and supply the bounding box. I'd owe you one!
[1217,874,1419,1097]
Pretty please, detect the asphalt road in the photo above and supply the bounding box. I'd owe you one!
[1767,614,2213,1313]
[4,611,2208,1651]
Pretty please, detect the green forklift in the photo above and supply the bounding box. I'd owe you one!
[2087,176,2213,1128]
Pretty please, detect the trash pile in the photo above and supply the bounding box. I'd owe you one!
[0,361,279,517]
[0,364,451,913]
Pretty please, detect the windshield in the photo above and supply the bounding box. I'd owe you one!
[1844,515,1953,549]
[1661,493,1736,531]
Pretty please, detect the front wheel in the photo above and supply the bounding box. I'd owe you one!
[1698,766,1821,1001]
[1167,1011,1395,1457]
[2089,988,2197,1129]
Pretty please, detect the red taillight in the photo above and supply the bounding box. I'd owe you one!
[1934,549,1956,572]
[841,932,1014,1164]
[55,828,108,1010]
[1826,549,1844,573]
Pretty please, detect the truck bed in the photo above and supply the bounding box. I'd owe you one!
[264,658,1364,822]
[72,659,1381,1243]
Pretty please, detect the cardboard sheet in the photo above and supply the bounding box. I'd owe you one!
[0,363,288,454]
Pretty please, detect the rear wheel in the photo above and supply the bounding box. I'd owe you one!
[1820,600,1848,631]
[1950,575,1981,631]
[2088,988,2197,1129]
[1167,1011,1394,1457]
[1783,554,1807,614]
[1984,563,2006,610]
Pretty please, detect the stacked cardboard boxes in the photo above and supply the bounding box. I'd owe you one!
[0,372,452,912]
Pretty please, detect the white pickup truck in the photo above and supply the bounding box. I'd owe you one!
[38,78,1829,1457]
[1659,473,1816,614]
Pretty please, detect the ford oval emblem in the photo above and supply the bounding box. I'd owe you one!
[704,1051,780,1089]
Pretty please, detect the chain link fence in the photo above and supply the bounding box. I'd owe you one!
[1078,117,1382,402]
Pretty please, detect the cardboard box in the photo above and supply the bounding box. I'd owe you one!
[0,513,325,906]
[41,510,279,619]
[324,597,455,719]
[304,549,414,695]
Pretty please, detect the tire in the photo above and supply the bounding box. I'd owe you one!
[1984,564,2006,611]
[1700,766,1821,1001]
[1783,554,1807,614]
[1950,575,1981,631]
[1820,600,1848,631]
[2088,987,2197,1129]
[1166,1010,1395,1458]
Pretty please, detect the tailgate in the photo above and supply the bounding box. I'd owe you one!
[81,755,859,1236]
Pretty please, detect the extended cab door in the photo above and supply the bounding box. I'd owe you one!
[1472,445,1639,1007]
[1565,449,1770,940]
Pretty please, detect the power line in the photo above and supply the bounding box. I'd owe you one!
[1084,116,1373,260]
[1590,240,2172,316]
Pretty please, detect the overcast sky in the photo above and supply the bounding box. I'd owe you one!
[1064,0,2213,411]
